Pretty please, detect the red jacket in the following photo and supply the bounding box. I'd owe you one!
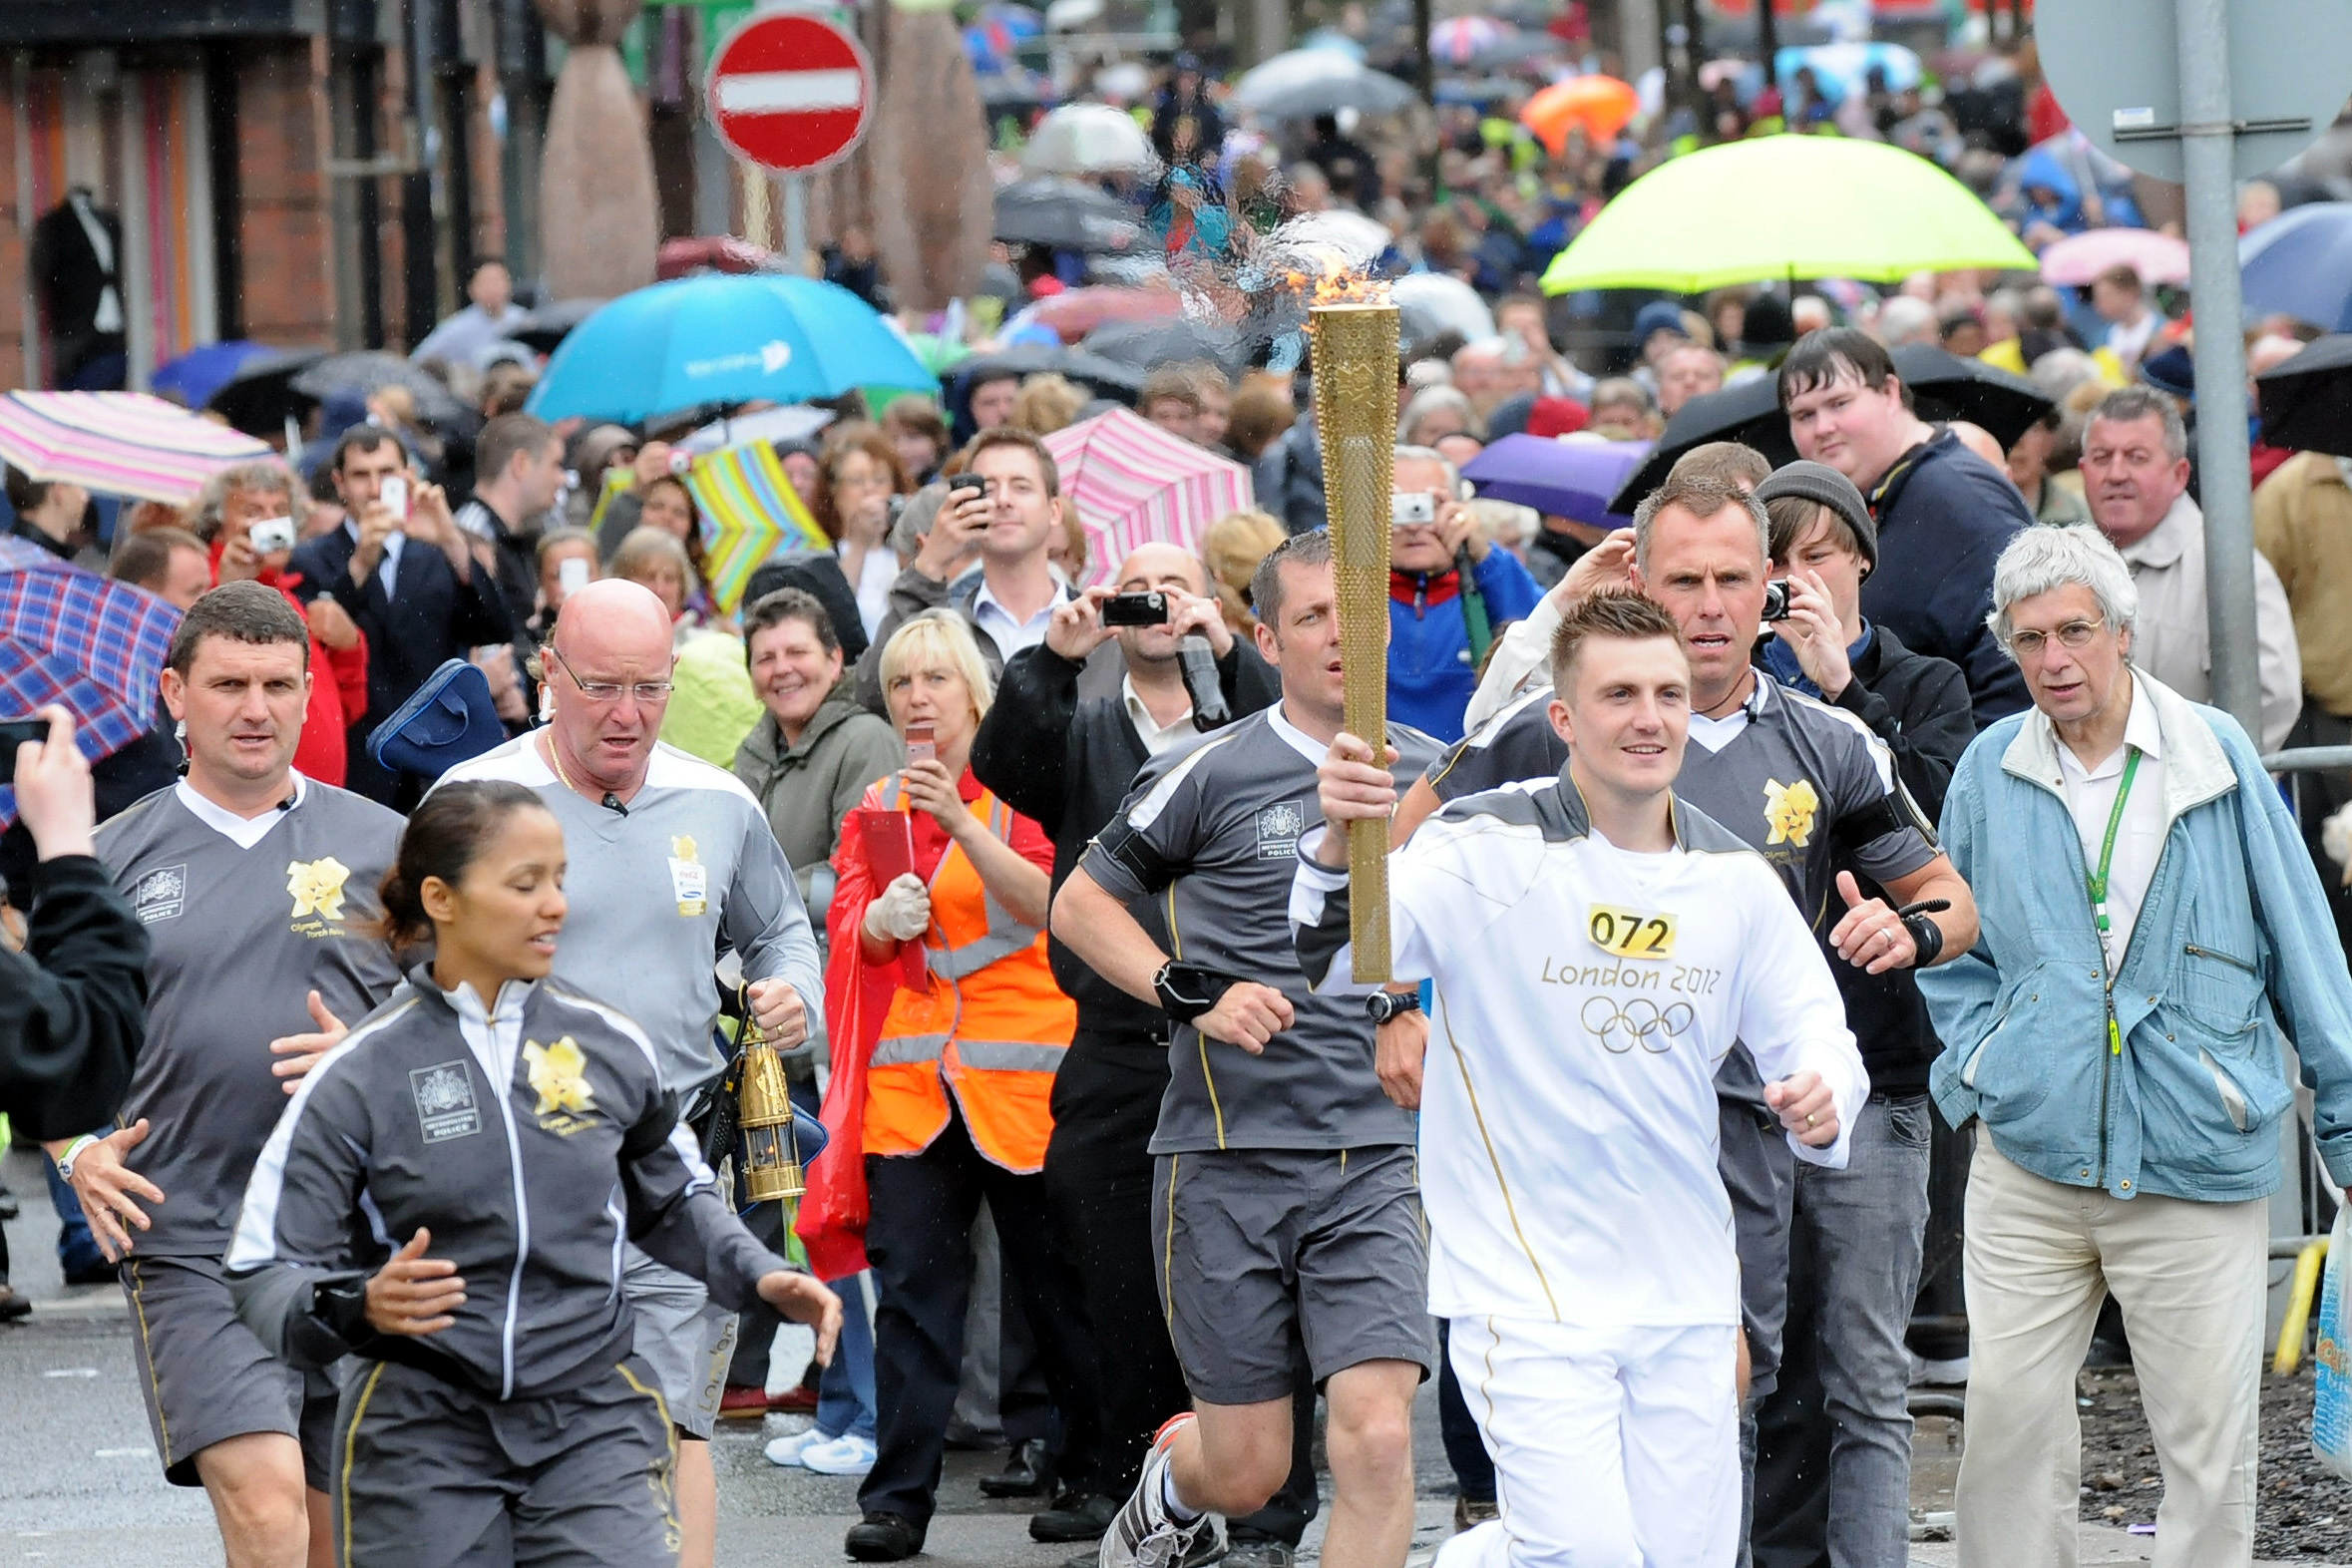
[207,542,368,787]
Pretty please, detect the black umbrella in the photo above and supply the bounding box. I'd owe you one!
[2258,332,2352,459]
[204,348,327,436]
[1607,345,2055,513]
[993,177,1144,252]
[955,344,1146,400]
[291,352,471,426]
[513,298,607,355]
[1082,319,1251,373]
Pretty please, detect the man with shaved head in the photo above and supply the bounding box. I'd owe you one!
[435,578,825,1568]
[969,543,1283,1550]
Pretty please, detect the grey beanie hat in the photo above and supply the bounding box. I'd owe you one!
[1755,460,1877,573]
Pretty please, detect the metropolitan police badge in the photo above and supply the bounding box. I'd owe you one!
[411,1061,481,1142]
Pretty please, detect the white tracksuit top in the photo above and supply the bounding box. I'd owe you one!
[1292,776,1868,1331]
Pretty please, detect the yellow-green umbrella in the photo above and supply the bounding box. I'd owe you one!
[1541,136,2038,295]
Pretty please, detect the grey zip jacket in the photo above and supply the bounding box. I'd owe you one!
[225,966,790,1400]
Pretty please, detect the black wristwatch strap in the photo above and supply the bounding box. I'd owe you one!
[1154,962,1238,1024]
[1366,989,1423,1024]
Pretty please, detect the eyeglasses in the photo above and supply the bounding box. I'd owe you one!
[2005,619,2106,659]
[547,644,672,705]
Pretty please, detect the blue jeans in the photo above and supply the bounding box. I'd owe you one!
[815,1271,879,1443]
[1756,1093,1933,1568]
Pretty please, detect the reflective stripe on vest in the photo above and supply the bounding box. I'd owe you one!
[870,1032,949,1067]
[953,1039,1070,1073]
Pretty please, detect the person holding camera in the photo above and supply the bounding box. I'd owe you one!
[1386,446,1540,744]
[854,430,1112,716]
[1,706,147,1146]
[967,543,1281,1551]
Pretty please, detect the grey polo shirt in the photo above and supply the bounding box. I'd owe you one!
[95,776,405,1259]
[1081,705,1439,1155]
[435,735,825,1095]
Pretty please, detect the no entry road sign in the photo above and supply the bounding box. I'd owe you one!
[705,11,876,176]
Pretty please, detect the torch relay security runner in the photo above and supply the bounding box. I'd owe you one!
[1289,600,1866,1566]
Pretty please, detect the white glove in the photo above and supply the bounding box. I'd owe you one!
[863,873,933,943]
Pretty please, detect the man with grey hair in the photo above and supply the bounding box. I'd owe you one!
[1921,524,2352,1567]
[1386,444,1540,741]
[2082,386,2301,750]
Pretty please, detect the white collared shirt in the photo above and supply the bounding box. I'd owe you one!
[343,517,404,598]
[971,577,1059,656]
[175,773,309,850]
[1122,674,1199,758]
[2051,671,2167,971]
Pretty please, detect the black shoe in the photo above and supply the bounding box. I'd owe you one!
[0,1185,19,1220]
[979,1436,1052,1497]
[63,1260,118,1287]
[844,1511,925,1561]
[0,1287,31,1322]
[1030,1489,1119,1542]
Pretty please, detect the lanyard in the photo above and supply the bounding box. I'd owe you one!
[2087,748,2143,938]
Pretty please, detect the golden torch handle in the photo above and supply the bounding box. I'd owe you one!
[1311,302,1401,983]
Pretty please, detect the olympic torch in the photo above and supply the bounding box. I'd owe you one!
[1311,294,1400,983]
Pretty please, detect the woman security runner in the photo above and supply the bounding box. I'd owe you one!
[225,780,841,1568]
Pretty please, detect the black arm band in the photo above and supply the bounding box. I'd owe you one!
[1154,962,1239,1024]
[1903,914,1944,968]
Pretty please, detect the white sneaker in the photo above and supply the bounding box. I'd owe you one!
[765,1426,828,1467]
[802,1431,879,1475]
[1100,1413,1208,1568]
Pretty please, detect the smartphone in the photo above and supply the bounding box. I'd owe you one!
[906,720,937,767]
[247,516,297,556]
[0,716,50,756]
[1102,590,1170,627]
[949,473,987,499]
[1391,492,1435,527]
[559,557,591,597]
[379,477,409,519]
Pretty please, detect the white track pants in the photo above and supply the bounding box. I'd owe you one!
[1434,1316,1741,1568]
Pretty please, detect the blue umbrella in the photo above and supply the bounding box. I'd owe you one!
[2241,202,2352,333]
[150,341,287,411]
[526,275,939,425]
[1461,434,1654,527]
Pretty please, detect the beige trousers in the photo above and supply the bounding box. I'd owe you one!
[1956,1140,2267,1568]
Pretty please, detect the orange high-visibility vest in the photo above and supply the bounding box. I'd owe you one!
[863,781,1075,1173]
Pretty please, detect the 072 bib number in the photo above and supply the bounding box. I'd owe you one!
[1587,904,1677,961]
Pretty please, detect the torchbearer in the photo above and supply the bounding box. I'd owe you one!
[1293,589,1868,1566]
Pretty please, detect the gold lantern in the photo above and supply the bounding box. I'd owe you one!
[1310,295,1401,983]
[736,1019,806,1203]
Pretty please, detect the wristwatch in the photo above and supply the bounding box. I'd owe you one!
[1365,989,1423,1025]
[1153,961,1237,1024]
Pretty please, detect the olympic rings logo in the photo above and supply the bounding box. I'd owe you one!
[1579,995,1696,1054]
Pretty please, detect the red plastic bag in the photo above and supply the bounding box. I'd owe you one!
[795,814,900,1279]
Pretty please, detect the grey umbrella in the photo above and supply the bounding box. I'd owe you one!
[1232,50,1420,119]
[290,352,471,426]
[994,178,1144,252]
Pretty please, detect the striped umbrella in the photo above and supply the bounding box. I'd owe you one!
[0,391,273,505]
[682,441,830,614]
[1428,17,1507,65]
[1044,407,1255,588]
[0,537,181,826]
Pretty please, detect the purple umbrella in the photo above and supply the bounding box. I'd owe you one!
[1460,435,1654,527]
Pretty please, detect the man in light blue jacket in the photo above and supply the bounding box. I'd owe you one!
[1921,525,2352,1567]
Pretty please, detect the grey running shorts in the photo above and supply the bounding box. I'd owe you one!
[125,1253,337,1488]
[624,1246,738,1440]
[1152,1144,1436,1405]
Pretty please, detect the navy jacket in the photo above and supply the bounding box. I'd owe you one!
[1860,428,2033,728]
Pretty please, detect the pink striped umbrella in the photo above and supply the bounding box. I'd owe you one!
[0,390,273,505]
[1045,406,1255,588]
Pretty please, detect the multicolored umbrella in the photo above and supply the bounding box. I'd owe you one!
[0,537,182,825]
[1428,17,1507,64]
[0,391,272,505]
[682,442,830,614]
[1043,407,1254,588]
[964,3,1042,70]
[1024,284,1186,341]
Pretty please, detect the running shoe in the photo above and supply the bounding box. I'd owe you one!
[802,1432,879,1475]
[718,1383,773,1420]
[764,1426,827,1467]
[1099,1412,1208,1568]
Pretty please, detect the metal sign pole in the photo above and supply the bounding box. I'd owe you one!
[2173,0,2260,739]
[783,175,808,277]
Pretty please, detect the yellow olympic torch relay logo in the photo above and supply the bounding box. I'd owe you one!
[1762,779,1819,848]
[525,1037,597,1118]
[286,858,352,922]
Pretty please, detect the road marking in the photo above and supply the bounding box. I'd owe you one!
[43,1368,99,1377]
[94,1446,154,1459]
